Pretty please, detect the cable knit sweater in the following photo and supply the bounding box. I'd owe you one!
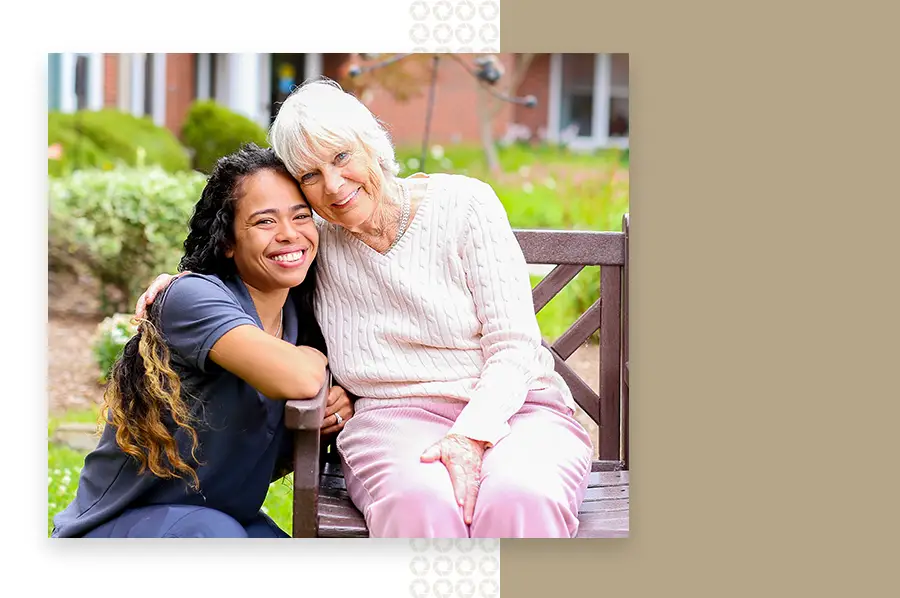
[313,173,575,446]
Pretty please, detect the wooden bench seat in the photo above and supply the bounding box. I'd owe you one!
[286,215,631,538]
[312,461,629,538]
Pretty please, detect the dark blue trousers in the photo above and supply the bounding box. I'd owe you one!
[82,505,289,538]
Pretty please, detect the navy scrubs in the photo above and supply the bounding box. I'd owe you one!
[52,273,302,538]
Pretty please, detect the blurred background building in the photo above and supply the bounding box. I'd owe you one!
[47,53,628,150]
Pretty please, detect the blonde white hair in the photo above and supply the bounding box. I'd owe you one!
[267,77,400,182]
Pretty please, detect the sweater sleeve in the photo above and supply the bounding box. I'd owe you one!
[446,179,544,446]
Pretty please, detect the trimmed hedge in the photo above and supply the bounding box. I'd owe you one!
[48,110,191,176]
[181,100,270,173]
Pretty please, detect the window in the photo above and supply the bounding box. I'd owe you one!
[609,53,629,138]
[559,54,596,138]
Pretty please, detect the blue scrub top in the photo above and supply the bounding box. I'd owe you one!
[52,273,302,538]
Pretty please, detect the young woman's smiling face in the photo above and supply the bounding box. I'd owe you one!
[226,168,318,292]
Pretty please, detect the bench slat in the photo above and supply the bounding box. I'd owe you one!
[552,297,601,360]
[514,230,625,266]
[531,264,584,312]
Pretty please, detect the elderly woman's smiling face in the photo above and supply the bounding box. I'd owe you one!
[295,146,382,233]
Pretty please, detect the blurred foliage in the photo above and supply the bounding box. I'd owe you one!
[180,100,270,173]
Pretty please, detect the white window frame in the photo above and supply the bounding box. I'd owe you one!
[548,53,629,150]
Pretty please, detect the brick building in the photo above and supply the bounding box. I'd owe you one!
[47,53,628,150]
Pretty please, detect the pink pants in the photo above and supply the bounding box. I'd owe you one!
[335,389,594,538]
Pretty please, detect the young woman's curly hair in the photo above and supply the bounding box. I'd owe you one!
[100,143,326,489]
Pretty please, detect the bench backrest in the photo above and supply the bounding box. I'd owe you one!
[513,213,629,468]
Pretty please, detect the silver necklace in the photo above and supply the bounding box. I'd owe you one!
[273,308,283,339]
[387,182,411,253]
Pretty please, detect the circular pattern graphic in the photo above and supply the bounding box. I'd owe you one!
[456,579,477,598]
[479,555,500,576]
[479,579,500,598]
[409,23,430,43]
[434,555,454,577]
[479,22,499,44]
[433,0,454,21]
[410,555,430,576]
[410,0,430,20]
[434,22,453,44]
[479,0,499,21]
[456,0,476,21]
[456,23,476,44]
[456,555,477,576]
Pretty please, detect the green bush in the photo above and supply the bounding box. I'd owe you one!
[181,101,270,173]
[48,110,191,176]
[48,166,207,315]
[91,313,139,383]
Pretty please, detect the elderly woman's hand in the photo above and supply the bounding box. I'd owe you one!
[321,385,353,435]
[420,434,488,525]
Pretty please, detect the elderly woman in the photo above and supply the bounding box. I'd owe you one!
[138,79,593,538]
[52,145,346,538]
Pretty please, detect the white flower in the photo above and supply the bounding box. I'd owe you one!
[522,182,534,194]
[58,484,68,494]
[406,158,420,171]
[544,177,557,190]
[430,145,445,160]
[61,475,72,485]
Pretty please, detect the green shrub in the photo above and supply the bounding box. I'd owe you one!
[48,112,116,177]
[91,313,139,383]
[48,110,191,176]
[181,101,270,173]
[48,166,207,315]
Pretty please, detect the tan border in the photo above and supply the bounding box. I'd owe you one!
[500,1,900,596]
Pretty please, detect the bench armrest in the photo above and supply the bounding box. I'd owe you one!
[286,374,330,538]
[285,377,329,430]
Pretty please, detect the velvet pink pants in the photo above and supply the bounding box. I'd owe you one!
[335,389,594,538]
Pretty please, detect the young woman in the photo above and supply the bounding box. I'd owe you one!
[52,144,353,538]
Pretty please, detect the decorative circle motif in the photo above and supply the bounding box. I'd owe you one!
[479,0,499,21]
[479,555,500,576]
[478,538,500,552]
[410,538,431,552]
[433,579,454,598]
[456,555,476,576]
[410,555,430,576]
[409,23,430,43]
[455,538,476,552]
[456,579,477,598]
[455,23,476,44]
[434,23,453,44]
[456,0,476,20]
[479,23,499,44]
[434,555,453,576]
[410,0,430,20]
[409,579,430,598]
[479,579,500,598]
[434,0,454,20]
[434,538,455,552]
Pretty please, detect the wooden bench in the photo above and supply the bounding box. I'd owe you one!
[285,214,630,538]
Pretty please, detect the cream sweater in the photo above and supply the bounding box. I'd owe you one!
[313,173,575,446]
